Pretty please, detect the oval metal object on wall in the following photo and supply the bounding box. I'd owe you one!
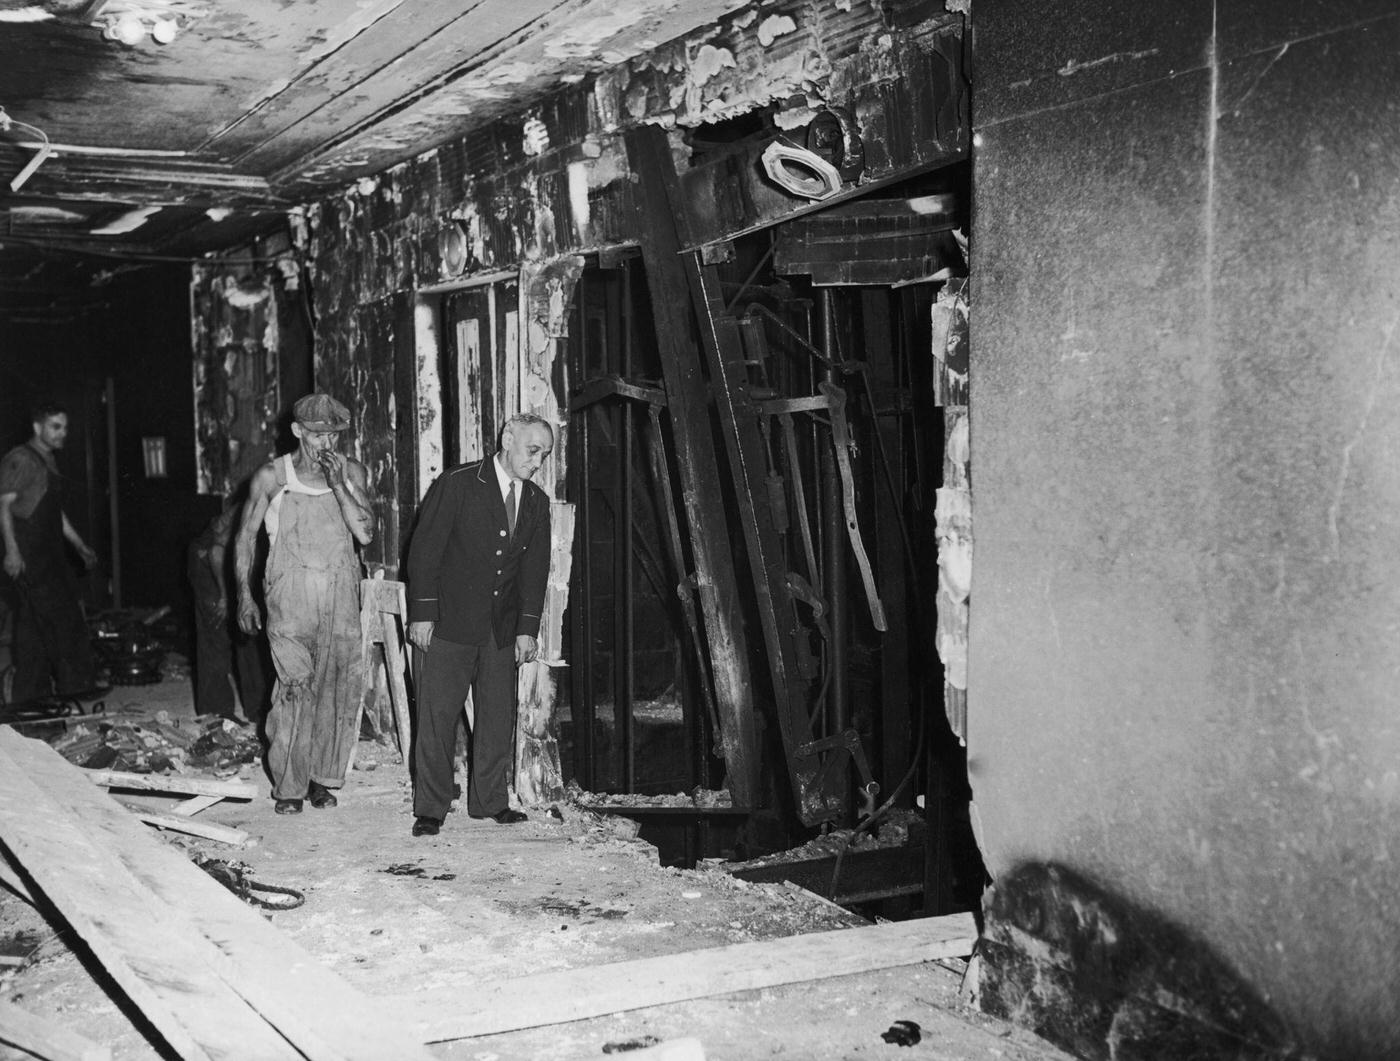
[438,222,468,276]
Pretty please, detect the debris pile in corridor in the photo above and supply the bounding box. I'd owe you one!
[47,712,260,777]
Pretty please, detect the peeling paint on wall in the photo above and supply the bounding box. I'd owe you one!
[191,265,283,496]
[933,278,970,744]
[413,297,444,498]
[294,0,966,590]
[519,255,582,500]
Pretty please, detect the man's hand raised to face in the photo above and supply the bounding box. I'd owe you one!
[317,449,348,488]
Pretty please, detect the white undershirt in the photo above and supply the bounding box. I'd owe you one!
[493,454,518,504]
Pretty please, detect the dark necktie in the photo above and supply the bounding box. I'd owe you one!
[506,479,518,538]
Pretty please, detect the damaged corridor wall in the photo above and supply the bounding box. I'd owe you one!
[970,3,1400,1059]
[294,0,965,571]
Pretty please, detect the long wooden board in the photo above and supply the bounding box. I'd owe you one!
[132,811,249,846]
[0,726,437,1061]
[395,912,979,1043]
[0,997,111,1061]
[0,731,300,1060]
[85,769,257,800]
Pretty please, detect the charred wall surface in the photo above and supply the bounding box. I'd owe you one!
[299,0,966,573]
[971,3,1400,1058]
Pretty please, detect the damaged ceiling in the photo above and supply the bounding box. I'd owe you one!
[0,0,747,312]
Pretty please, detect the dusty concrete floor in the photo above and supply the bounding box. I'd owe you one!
[0,666,1075,1061]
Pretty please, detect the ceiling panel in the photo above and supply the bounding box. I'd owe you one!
[0,0,745,311]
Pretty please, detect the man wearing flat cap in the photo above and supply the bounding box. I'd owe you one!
[234,393,375,814]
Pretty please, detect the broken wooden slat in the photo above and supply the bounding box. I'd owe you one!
[133,811,249,846]
[396,912,978,1043]
[379,607,413,759]
[0,997,111,1061]
[0,729,304,1060]
[0,726,439,1061]
[356,576,413,763]
[85,769,256,800]
[170,794,223,817]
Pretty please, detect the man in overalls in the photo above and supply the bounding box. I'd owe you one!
[0,403,99,704]
[233,394,374,814]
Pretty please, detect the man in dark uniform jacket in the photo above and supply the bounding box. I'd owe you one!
[406,413,554,836]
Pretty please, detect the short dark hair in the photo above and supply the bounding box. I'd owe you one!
[31,401,66,424]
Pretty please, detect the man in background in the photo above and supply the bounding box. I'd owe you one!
[0,402,100,704]
[234,394,374,814]
[407,412,553,837]
[188,487,270,724]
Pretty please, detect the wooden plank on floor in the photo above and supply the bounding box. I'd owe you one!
[0,997,112,1061]
[0,730,301,1061]
[132,811,249,846]
[170,794,223,817]
[85,769,256,800]
[397,912,979,1043]
[0,726,438,1061]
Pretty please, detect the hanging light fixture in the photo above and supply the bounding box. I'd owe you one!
[88,0,210,47]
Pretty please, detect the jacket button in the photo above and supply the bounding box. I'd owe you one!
[495,550,502,556]
[492,590,499,596]
[499,529,506,537]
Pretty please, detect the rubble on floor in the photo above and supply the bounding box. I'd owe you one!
[565,779,734,809]
[723,806,922,870]
[48,711,260,776]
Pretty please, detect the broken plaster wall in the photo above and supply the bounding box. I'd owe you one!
[301,0,967,576]
[191,265,285,498]
[970,3,1400,1059]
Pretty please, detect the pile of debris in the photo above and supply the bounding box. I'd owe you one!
[728,806,924,870]
[564,779,733,810]
[48,712,260,777]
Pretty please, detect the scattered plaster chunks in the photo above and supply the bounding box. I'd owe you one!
[757,14,797,48]
[691,43,737,84]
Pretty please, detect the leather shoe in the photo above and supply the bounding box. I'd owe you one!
[489,808,527,824]
[275,798,304,815]
[308,781,338,809]
[412,815,442,837]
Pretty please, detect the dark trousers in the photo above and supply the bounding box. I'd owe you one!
[192,606,270,721]
[412,636,515,821]
[6,568,95,703]
[189,552,270,721]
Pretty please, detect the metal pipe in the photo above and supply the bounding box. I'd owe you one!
[576,408,596,790]
[820,292,847,741]
[620,401,635,792]
[619,271,636,793]
[105,376,121,608]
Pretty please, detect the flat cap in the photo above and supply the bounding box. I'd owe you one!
[292,393,351,432]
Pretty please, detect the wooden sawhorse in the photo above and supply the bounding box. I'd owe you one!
[355,576,413,764]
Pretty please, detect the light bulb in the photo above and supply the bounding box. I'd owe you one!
[150,16,177,43]
[113,14,146,45]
